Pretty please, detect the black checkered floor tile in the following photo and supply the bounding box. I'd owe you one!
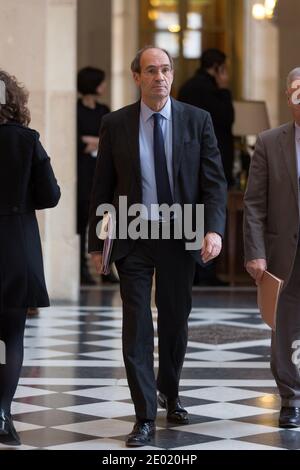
[0,299,297,450]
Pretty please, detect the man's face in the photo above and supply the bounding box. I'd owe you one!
[287,78,300,124]
[133,48,174,101]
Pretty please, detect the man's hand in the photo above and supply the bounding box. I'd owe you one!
[91,252,103,274]
[201,232,222,263]
[82,135,99,154]
[245,259,267,284]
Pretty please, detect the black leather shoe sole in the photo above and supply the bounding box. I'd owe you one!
[126,430,155,447]
[279,420,300,429]
[0,438,21,446]
[126,441,145,447]
[167,413,189,424]
[0,432,21,446]
[126,438,150,447]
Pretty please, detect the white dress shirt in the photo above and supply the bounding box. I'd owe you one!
[139,98,173,220]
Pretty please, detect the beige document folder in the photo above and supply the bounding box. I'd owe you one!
[257,270,284,330]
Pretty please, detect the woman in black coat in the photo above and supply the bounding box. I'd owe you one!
[0,70,60,445]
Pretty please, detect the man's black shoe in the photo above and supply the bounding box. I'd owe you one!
[126,420,155,447]
[279,406,300,428]
[0,410,21,445]
[158,392,189,424]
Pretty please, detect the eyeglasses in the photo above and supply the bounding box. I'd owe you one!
[142,66,173,77]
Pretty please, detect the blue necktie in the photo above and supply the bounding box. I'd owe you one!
[152,113,173,207]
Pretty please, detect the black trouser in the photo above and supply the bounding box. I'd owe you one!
[0,308,27,414]
[116,237,195,421]
[271,248,300,406]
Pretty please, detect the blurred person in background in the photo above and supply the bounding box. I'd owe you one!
[178,49,234,286]
[178,48,234,186]
[77,66,113,285]
[0,70,60,445]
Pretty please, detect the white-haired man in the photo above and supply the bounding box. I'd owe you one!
[244,67,300,428]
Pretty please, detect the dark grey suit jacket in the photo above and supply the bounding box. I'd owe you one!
[244,122,299,284]
[88,98,227,265]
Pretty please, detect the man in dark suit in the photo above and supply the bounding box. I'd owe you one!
[89,46,227,446]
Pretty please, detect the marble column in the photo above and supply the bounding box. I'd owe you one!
[77,0,112,109]
[77,0,138,111]
[0,0,79,302]
[243,0,279,128]
[111,0,139,110]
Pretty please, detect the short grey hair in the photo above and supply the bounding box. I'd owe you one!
[131,45,174,73]
[287,67,300,88]
[0,79,5,104]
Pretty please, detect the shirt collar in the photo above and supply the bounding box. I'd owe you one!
[140,97,172,123]
[295,122,300,141]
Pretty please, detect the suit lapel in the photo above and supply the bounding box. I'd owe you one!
[279,122,298,205]
[171,98,185,185]
[123,101,142,191]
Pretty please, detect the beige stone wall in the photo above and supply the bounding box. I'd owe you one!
[77,0,112,108]
[0,0,79,302]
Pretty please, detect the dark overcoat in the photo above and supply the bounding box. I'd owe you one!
[0,122,61,308]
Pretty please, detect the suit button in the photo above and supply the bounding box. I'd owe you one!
[294,234,298,240]
[12,206,19,213]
